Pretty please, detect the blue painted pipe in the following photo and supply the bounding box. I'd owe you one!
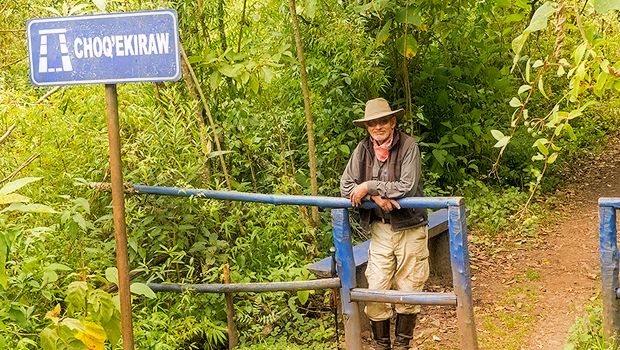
[331,209,362,350]
[448,204,479,349]
[600,198,620,208]
[599,205,620,338]
[350,289,456,305]
[147,277,341,293]
[129,184,463,208]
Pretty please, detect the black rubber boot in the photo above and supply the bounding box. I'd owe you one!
[393,313,417,350]
[370,319,391,350]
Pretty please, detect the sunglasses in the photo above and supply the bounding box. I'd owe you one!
[365,118,392,128]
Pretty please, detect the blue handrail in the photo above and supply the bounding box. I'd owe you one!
[131,184,463,208]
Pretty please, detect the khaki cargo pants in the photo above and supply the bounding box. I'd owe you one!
[364,222,429,321]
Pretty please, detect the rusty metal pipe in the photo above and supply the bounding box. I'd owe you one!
[148,277,341,293]
[105,84,134,350]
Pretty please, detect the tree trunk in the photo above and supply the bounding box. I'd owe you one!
[287,0,320,227]
[217,0,228,51]
[181,46,232,189]
[181,54,212,186]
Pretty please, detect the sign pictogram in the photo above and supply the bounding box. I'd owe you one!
[27,10,181,86]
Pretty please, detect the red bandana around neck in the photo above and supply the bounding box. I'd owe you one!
[372,130,394,162]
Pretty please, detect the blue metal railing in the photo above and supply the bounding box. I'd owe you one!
[599,198,620,338]
[113,184,478,350]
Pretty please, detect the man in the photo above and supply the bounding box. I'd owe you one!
[340,98,428,350]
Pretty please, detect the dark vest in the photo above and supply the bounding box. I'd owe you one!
[358,130,427,231]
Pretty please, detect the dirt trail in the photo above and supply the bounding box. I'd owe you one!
[414,136,620,350]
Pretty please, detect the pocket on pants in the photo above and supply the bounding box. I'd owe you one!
[406,257,430,287]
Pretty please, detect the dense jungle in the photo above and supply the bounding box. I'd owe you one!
[2,0,620,349]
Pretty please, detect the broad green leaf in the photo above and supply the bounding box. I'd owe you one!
[432,149,446,166]
[218,64,240,78]
[101,312,121,347]
[75,321,106,350]
[594,71,609,97]
[92,0,107,11]
[240,71,250,85]
[548,152,558,164]
[209,72,221,90]
[261,66,274,83]
[61,318,84,332]
[395,34,417,59]
[538,76,549,99]
[0,177,42,195]
[574,43,587,66]
[601,59,610,73]
[1,203,57,214]
[452,134,469,146]
[593,0,620,13]
[568,109,583,119]
[525,2,557,32]
[511,32,529,63]
[66,281,88,310]
[339,145,350,155]
[105,267,119,285]
[509,97,522,108]
[523,109,529,120]
[249,75,259,94]
[130,283,156,299]
[40,328,59,350]
[74,198,90,213]
[493,136,511,148]
[42,270,58,285]
[557,65,566,76]
[491,129,505,141]
[532,153,545,161]
[45,263,72,272]
[0,193,31,205]
[526,58,531,82]
[297,290,310,305]
[395,9,422,25]
[73,213,87,231]
[504,13,525,23]
[304,0,317,19]
[518,85,531,95]
[376,20,392,46]
[533,59,544,68]
[534,139,549,156]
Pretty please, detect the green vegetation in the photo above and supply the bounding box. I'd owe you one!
[1,0,620,348]
[565,301,618,350]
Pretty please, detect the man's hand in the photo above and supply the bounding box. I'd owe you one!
[349,182,369,207]
[371,195,401,212]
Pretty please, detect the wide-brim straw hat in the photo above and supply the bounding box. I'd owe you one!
[353,98,404,127]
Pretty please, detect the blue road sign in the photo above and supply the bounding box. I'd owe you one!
[27,10,181,86]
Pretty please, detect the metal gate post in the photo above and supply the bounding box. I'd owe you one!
[331,209,362,350]
[448,201,478,350]
[599,204,620,339]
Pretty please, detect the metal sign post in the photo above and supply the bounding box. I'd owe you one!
[104,84,134,349]
[27,10,181,349]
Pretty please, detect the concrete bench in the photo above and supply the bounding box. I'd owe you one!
[307,209,454,332]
